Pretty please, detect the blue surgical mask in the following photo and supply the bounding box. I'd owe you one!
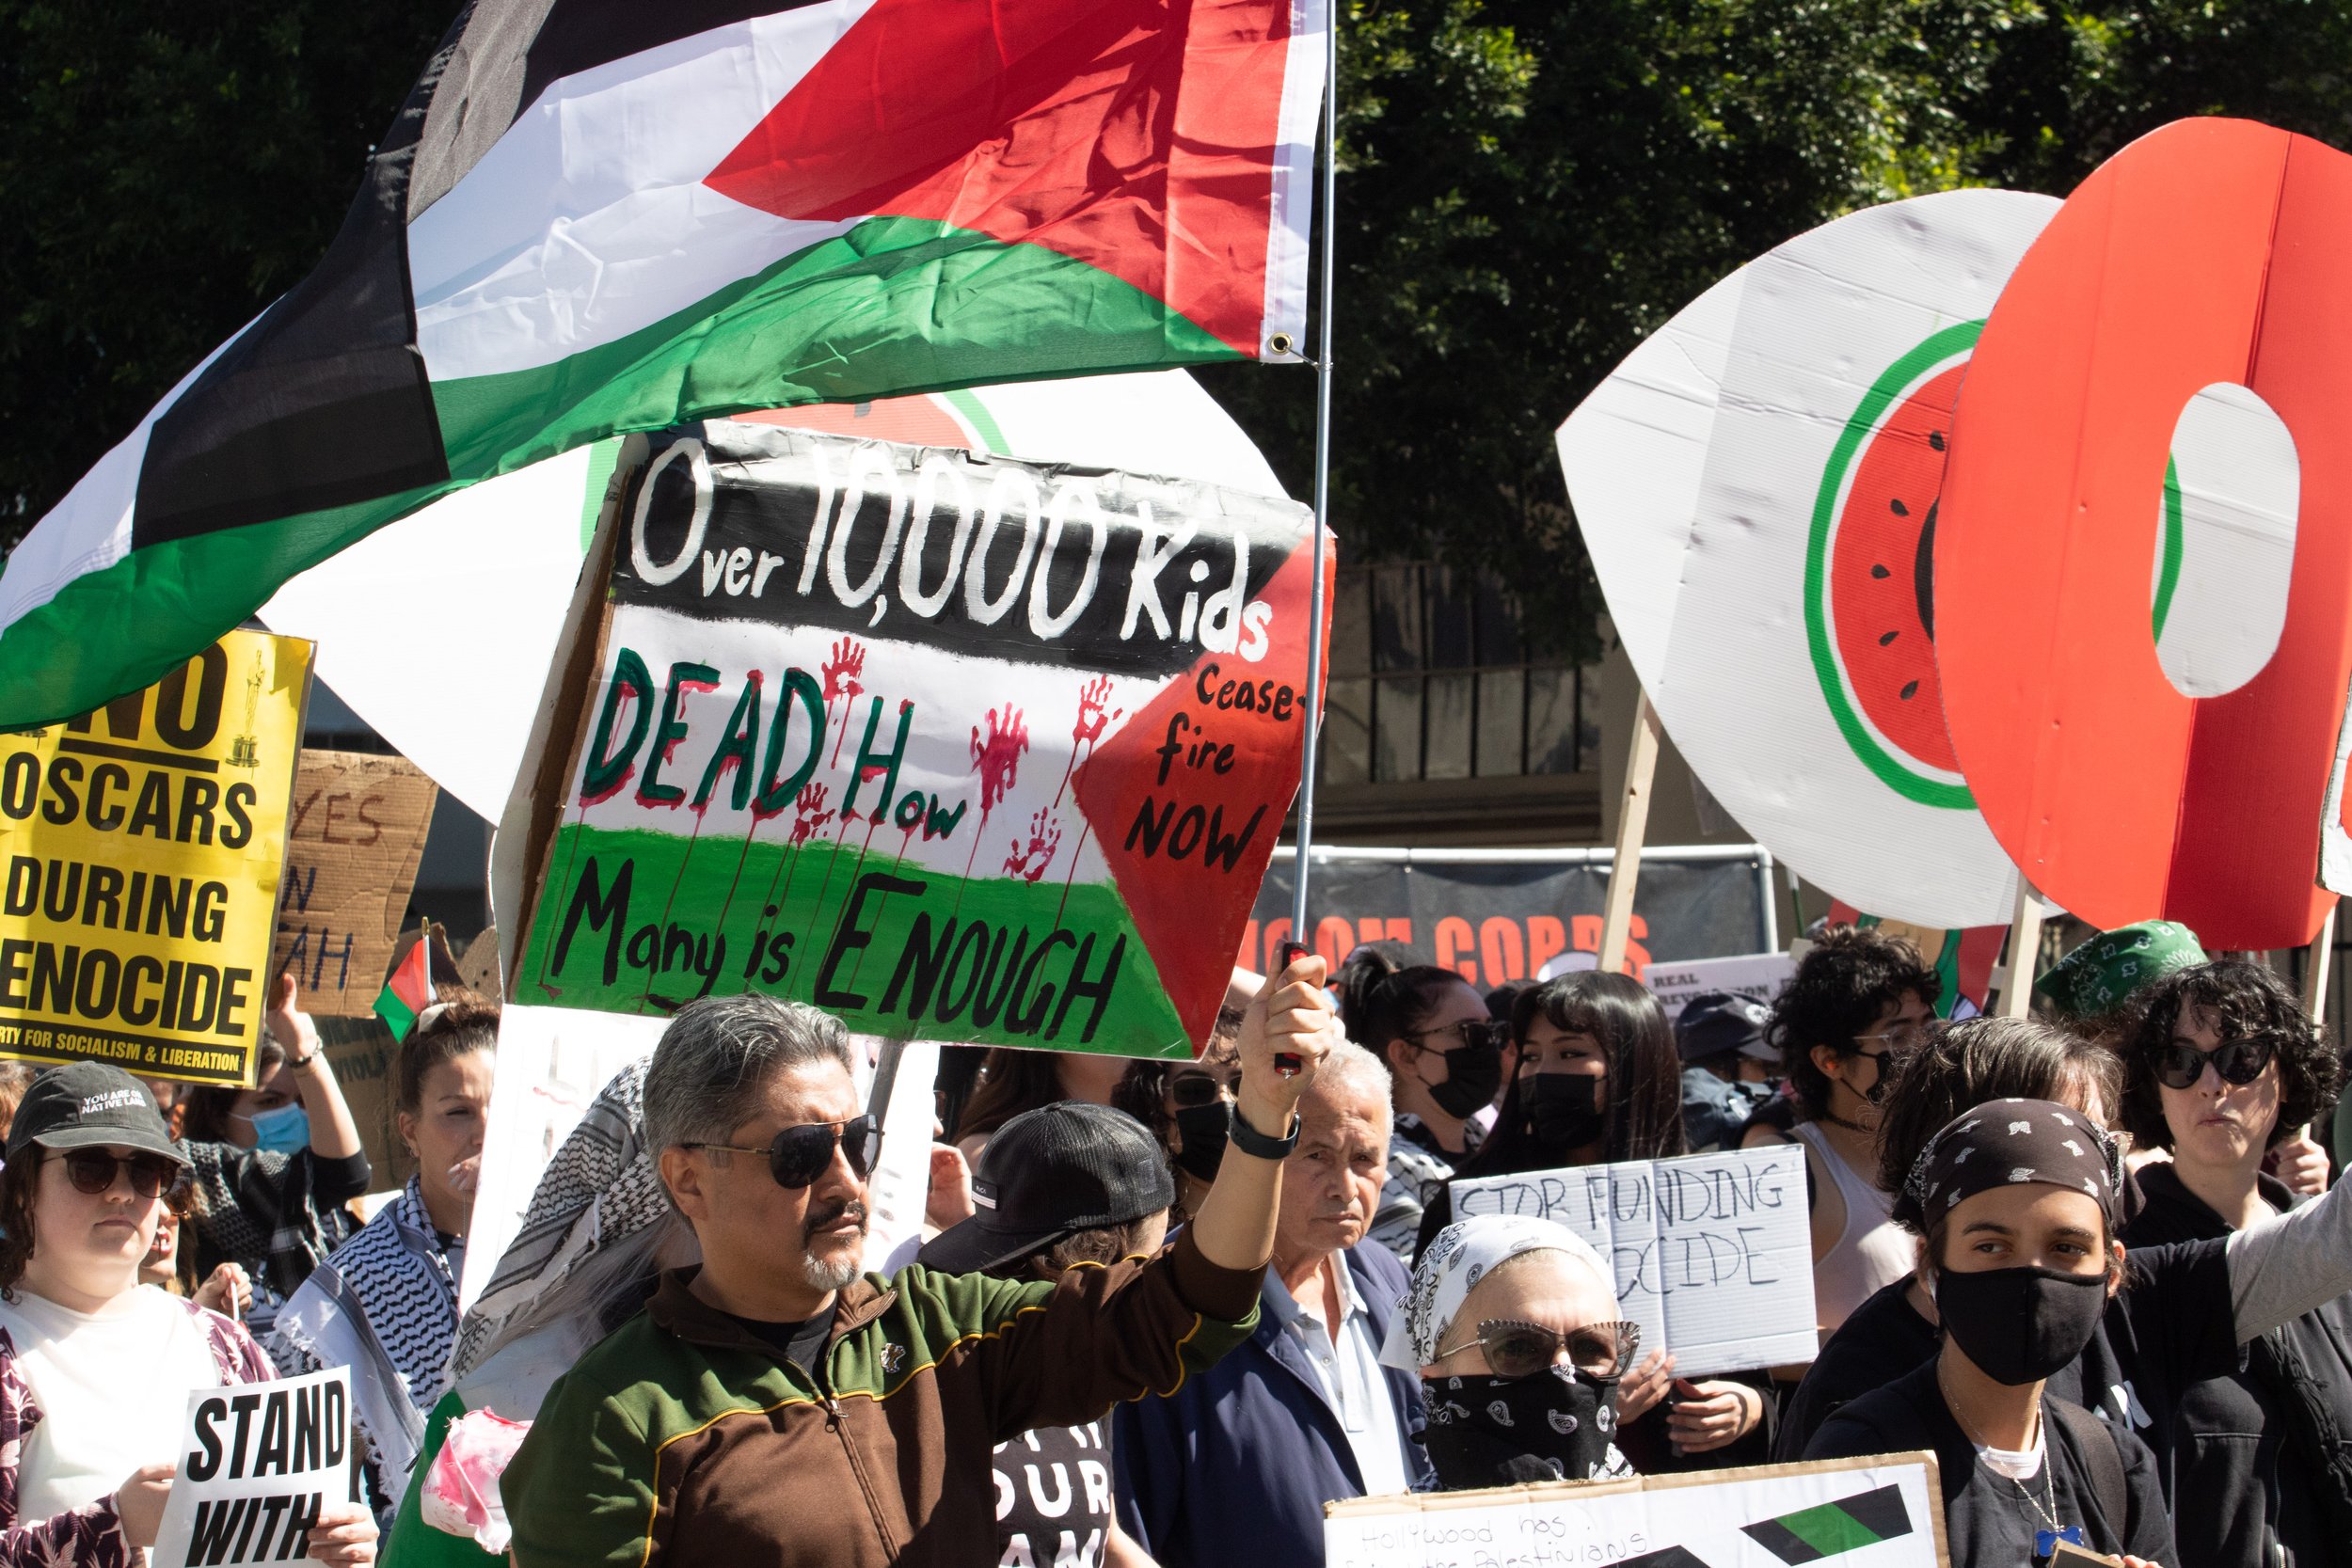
[237,1101,310,1155]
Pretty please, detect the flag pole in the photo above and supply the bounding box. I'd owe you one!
[1287,5,1339,971]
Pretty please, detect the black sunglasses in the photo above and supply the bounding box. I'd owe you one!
[683,1115,879,1190]
[1437,1317,1644,1381]
[2156,1035,2278,1092]
[53,1149,179,1199]
[1409,1018,1513,1054]
[1169,1069,1243,1109]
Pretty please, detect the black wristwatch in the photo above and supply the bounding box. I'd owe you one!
[1228,1103,1300,1160]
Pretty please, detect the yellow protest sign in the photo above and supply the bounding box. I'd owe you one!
[0,629,310,1085]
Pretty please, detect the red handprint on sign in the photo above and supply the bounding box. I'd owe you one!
[819,638,866,705]
[1072,675,1121,749]
[788,783,832,847]
[1003,809,1063,883]
[969,705,1029,822]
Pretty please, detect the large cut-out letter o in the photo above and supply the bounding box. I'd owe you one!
[1937,118,2352,949]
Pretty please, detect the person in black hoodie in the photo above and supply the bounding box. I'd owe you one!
[2117,960,2350,1568]
[1806,1099,2174,1568]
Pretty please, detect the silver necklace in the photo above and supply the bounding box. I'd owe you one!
[1938,1359,2061,1531]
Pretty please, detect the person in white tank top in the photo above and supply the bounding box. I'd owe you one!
[1742,927,1941,1335]
[0,1060,378,1566]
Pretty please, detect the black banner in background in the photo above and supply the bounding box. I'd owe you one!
[1245,850,1772,990]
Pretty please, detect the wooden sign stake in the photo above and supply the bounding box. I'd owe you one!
[1994,879,2045,1018]
[1598,690,1664,974]
[2304,897,2338,1022]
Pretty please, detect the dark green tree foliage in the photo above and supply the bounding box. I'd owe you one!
[6,0,2352,649]
[0,1,454,529]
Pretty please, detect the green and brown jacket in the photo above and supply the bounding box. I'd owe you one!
[500,1228,1260,1567]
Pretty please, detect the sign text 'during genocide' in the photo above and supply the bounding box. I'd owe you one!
[515,424,1327,1056]
[0,628,308,1085]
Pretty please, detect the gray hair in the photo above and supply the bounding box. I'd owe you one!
[642,994,855,1158]
[1307,1038,1393,1134]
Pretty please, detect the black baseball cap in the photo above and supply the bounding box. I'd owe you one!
[919,1101,1174,1275]
[6,1061,185,1164]
[1674,991,1776,1065]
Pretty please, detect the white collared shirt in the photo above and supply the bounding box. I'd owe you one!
[1271,1257,1416,1499]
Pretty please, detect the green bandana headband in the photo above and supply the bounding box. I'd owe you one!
[2034,920,2207,1020]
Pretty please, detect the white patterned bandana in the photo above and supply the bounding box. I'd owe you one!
[1378,1214,1614,1373]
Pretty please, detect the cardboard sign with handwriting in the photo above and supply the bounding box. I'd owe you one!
[1450,1145,1815,1376]
[272,752,439,1016]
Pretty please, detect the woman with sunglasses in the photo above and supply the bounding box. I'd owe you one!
[1414,974,1770,1465]
[0,1061,375,1566]
[1337,950,1506,1267]
[2116,960,2350,1568]
[1114,1007,1246,1222]
[1379,1215,1639,1489]
[278,999,498,1524]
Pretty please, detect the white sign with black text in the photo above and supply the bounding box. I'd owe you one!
[1448,1146,1816,1377]
[151,1366,355,1568]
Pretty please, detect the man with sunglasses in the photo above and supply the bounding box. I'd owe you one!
[503,958,1341,1568]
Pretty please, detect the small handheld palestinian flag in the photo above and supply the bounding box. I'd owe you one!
[374,938,437,1043]
[0,0,1328,728]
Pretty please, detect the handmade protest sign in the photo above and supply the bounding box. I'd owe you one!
[151,1365,354,1568]
[271,752,439,1017]
[0,628,309,1086]
[1323,1452,1947,1568]
[1938,118,2352,950]
[504,422,1326,1057]
[1450,1145,1814,1377]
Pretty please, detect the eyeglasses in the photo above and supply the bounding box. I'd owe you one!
[1169,1069,1243,1109]
[53,1149,180,1199]
[681,1115,879,1189]
[2155,1035,2278,1092]
[1408,1019,1513,1055]
[1436,1317,1643,1381]
[1851,1020,1929,1053]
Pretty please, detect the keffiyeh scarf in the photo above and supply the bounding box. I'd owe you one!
[1380,1214,1615,1373]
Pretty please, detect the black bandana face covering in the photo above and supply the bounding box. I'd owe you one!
[1418,1366,1618,1489]
[1933,1265,2107,1386]
[1523,1072,1605,1152]
[1171,1101,1230,1183]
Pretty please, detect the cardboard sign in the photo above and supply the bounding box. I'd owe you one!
[0,628,309,1086]
[1937,118,2352,949]
[151,1366,353,1568]
[1449,1146,1816,1377]
[502,420,1326,1060]
[271,752,439,1017]
[1323,1452,1947,1568]
[1643,954,1796,1020]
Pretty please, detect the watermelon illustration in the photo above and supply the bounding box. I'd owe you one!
[1807,322,2183,808]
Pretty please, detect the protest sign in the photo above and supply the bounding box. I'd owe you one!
[1938,118,2350,950]
[1324,1452,1947,1568]
[272,751,439,1017]
[150,1366,354,1568]
[1450,1145,1816,1377]
[501,421,1325,1059]
[1246,846,1776,989]
[0,628,309,1086]
[1643,954,1795,1020]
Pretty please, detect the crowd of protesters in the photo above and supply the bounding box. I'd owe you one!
[0,916,2348,1568]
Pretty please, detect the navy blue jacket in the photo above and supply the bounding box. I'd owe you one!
[1115,1242,1432,1567]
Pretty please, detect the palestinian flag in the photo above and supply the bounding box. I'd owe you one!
[0,0,1327,728]
[375,939,437,1042]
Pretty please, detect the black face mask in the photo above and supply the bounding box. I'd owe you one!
[1522,1072,1605,1152]
[1418,1366,1618,1489]
[1425,1044,1504,1121]
[1171,1101,1230,1183]
[1934,1265,2106,1386]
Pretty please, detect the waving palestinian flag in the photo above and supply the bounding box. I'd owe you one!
[0,0,1326,728]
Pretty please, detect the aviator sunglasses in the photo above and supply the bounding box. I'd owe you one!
[1408,1018,1513,1054]
[52,1149,180,1199]
[683,1114,880,1189]
[1437,1317,1644,1381]
[1169,1069,1243,1109]
[2155,1034,2279,1092]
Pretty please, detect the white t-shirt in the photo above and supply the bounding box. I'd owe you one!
[0,1285,220,1522]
